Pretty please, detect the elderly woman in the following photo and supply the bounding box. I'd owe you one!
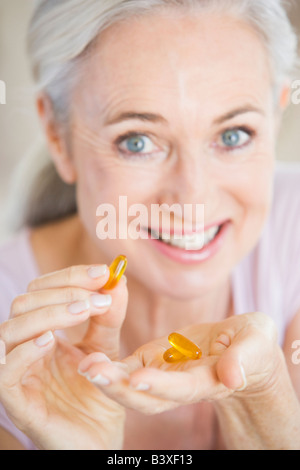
[0,0,300,450]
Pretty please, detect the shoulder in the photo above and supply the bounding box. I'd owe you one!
[273,160,300,184]
[270,161,300,231]
[0,228,39,323]
[263,162,300,335]
[269,162,300,263]
[232,162,300,345]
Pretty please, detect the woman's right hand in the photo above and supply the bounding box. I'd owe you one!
[0,263,128,450]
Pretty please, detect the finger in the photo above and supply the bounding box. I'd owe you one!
[78,352,140,376]
[78,352,116,373]
[88,276,128,329]
[2,297,112,353]
[79,359,177,414]
[128,360,229,403]
[122,353,143,373]
[10,287,112,318]
[79,276,128,358]
[27,264,110,292]
[0,331,55,411]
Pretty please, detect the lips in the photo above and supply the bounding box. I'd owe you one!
[144,220,231,264]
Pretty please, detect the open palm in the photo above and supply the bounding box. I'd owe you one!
[80,312,278,415]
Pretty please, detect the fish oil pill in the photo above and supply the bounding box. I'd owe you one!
[167,332,202,360]
[103,255,127,290]
[163,347,186,363]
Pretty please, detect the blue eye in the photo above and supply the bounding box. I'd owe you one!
[117,133,162,159]
[221,129,251,148]
[126,136,147,153]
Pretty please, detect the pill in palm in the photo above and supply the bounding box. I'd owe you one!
[163,346,186,363]
[102,255,127,290]
[164,332,202,362]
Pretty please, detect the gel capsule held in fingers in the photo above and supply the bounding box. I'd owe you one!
[103,255,127,290]
[164,332,202,362]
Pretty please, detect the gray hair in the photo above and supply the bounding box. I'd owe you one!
[13,0,299,229]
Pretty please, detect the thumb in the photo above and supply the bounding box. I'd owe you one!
[216,340,247,391]
[215,325,274,392]
[79,276,128,360]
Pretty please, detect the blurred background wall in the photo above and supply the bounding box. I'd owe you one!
[0,0,39,241]
[0,0,300,242]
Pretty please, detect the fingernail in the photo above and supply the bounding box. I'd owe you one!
[90,294,112,308]
[68,300,90,315]
[132,383,150,391]
[87,373,111,386]
[88,265,107,279]
[236,363,247,391]
[35,331,54,347]
[78,369,88,377]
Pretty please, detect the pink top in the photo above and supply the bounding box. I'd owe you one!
[1,161,300,449]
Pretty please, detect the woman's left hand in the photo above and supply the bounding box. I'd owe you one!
[78,312,283,414]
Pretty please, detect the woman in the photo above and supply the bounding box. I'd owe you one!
[0,0,300,450]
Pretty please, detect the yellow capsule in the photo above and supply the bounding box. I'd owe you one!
[103,255,127,290]
[163,347,186,363]
[168,332,202,360]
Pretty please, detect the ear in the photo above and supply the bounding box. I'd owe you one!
[36,93,77,184]
[274,82,291,134]
[279,82,290,111]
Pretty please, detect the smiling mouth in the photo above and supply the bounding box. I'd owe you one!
[147,223,224,251]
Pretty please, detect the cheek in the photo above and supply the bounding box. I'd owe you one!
[76,157,160,204]
[73,144,164,238]
[237,165,273,209]
[226,157,275,255]
[223,114,276,219]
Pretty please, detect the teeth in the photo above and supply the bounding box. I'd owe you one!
[150,225,220,250]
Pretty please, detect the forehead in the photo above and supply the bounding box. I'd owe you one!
[80,11,271,120]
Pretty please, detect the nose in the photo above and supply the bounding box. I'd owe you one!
[159,148,219,222]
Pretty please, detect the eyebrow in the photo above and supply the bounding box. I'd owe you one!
[105,105,264,127]
[213,105,265,125]
[105,112,168,126]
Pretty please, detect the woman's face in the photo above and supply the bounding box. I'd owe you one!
[67,11,279,299]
